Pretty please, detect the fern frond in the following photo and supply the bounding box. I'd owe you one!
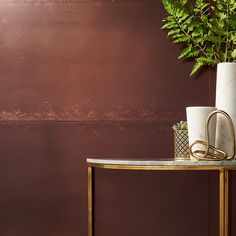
[161,0,236,75]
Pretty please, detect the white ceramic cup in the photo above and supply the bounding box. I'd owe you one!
[186,106,217,159]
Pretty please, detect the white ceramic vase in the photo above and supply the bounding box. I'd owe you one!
[215,63,236,157]
[186,106,217,160]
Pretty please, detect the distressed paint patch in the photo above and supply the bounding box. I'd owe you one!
[0,108,185,122]
[0,0,149,7]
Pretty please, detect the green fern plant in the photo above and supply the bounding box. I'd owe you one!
[162,0,236,75]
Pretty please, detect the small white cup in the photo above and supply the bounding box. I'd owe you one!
[186,106,217,159]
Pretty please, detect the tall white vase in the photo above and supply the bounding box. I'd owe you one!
[215,62,236,157]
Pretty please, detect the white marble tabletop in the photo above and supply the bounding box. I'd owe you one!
[86,158,236,166]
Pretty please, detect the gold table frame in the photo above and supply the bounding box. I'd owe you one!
[87,160,236,236]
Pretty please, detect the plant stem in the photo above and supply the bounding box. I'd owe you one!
[212,48,221,63]
[225,0,229,62]
[174,16,208,57]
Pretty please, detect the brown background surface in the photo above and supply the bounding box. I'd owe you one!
[0,0,233,236]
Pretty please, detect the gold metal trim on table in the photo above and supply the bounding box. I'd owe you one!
[88,162,234,171]
[88,161,235,236]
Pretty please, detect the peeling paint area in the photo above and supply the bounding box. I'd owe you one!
[0,0,147,7]
[0,108,185,122]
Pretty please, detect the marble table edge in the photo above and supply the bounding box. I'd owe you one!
[86,158,236,166]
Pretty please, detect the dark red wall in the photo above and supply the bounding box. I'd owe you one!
[0,0,209,120]
[0,0,225,236]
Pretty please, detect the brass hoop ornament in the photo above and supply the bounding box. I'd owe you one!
[189,110,235,161]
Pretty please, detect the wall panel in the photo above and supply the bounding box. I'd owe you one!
[0,0,215,236]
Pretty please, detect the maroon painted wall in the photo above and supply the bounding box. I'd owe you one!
[0,0,209,120]
[0,0,227,236]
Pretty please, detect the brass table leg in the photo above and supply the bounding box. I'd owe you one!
[88,166,93,236]
[219,169,229,236]
[224,170,229,236]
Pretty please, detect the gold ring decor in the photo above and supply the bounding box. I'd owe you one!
[189,110,235,161]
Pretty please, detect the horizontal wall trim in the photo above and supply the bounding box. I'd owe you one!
[0,110,185,122]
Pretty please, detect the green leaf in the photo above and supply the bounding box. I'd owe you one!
[179,45,200,59]
[206,35,222,43]
[173,35,190,43]
[192,29,203,37]
[168,29,181,36]
[230,32,236,42]
[165,16,175,22]
[230,15,236,29]
[197,57,215,64]
[162,0,175,15]
[218,12,227,20]
[232,49,236,58]
[162,21,178,29]
[179,12,189,21]
[187,25,194,32]
[195,36,206,43]
[172,33,184,39]
[210,26,225,35]
[189,49,200,57]
[178,0,188,5]
[178,45,192,59]
[190,60,204,76]
[217,3,224,11]
[195,0,209,12]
